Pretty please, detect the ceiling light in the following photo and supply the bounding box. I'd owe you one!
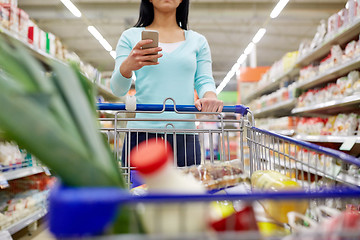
[270,0,290,19]
[60,0,82,18]
[244,42,255,55]
[110,51,116,59]
[237,54,247,64]
[88,26,113,52]
[252,28,267,44]
[216,70,235,94]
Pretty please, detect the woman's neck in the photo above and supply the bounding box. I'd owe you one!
[148,10,179,30]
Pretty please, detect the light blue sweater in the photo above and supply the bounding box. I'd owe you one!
[110,27,216,129]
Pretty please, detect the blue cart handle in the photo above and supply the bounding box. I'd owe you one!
[97,103,249,116]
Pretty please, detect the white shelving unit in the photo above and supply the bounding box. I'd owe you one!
[295,135,360,144]
[0,26,120,103]
[296,18,360,67]
[2,166,44,181]
[245,67,299,103]
[266,157,359,186]
[297,56,360,90]
[292,94,360,115]
[253,99,297,118]
[5,208,47,235]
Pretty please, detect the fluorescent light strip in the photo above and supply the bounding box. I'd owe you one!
[270,0,290,19]
[252,28,266,44]
[244,42,255,55]
[110,51,116,59]
[88,26,113,52]
[60,0,82,18]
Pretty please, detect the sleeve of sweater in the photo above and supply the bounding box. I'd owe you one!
[110,30,133,97]
[194,35,217,98]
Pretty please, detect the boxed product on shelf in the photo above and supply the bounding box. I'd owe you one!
[46,32,56,56]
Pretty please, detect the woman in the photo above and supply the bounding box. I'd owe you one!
[110,0,223,167]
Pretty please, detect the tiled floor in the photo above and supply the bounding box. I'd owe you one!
[12,219,55,240]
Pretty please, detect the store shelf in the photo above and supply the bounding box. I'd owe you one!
[6,208,47,235]
[295,135,360,144]
[2,166,44,181]
[297,56,360,90]
[267,157,359,186]
[0,26,120,102]
[292,94,360,115]
[272,130,296,136]
[245,67,299,103]
[296,18,360,67]
[253,99,297,118]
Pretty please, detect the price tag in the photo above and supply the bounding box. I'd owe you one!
[340,137,358,151]
[0,173,9,189]
[0,230,12,240]
[42,167,51,176]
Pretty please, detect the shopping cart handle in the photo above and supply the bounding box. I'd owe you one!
[97,103,249,116]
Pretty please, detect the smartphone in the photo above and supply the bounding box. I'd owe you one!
[141,30,159,63]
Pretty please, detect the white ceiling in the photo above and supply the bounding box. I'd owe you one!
[18,0,347,90]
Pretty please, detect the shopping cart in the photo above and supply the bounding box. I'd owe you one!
[49,99,360,240]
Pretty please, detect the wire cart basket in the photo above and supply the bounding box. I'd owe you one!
[49,99,360,240]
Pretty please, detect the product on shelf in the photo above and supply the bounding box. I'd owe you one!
[296,113,360,136]
[251,170,308,223]
[0,5,10,29]
[255,117,298,132]
[0,142,24,170]
[182,160,248,191]
[297,70,360,108]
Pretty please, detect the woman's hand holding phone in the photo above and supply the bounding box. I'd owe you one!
[120,39,162,78]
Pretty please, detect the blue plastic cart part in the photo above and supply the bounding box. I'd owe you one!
[48,183,129,237]
[97,103,249,116]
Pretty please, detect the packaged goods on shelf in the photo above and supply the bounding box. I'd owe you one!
[249,82,297,111]
[310,20,327,50]
[0,190,48,230]
[0,0,17,7]
[297,71,360,107]
[0,142,24,170]
[298,2,360,60]
[183,160,248,191]
[296,113,360,136]
[0,5,9,29]
[256,117,298,132]
[256,51,298,89]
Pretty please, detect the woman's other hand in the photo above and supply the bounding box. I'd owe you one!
[194,91,224,113]
[120,40,163,78]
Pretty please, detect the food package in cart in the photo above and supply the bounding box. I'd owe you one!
[251,170,308,224]
[183,159,249,191]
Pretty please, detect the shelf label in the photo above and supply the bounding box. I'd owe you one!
[0,230,12,240]
[0,173,9,189]
[340,137,357,151]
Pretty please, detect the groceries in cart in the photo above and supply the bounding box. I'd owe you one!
[182,159,249,191]
[251,170,308,224]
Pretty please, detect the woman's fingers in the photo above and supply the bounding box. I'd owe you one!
[134,39,154,49]
[138,53,163,62]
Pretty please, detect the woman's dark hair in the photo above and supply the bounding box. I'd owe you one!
[134,0,189,30]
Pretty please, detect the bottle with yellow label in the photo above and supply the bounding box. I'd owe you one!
[251,170,308,223]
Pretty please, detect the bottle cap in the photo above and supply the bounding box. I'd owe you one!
[130,138,173,175]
